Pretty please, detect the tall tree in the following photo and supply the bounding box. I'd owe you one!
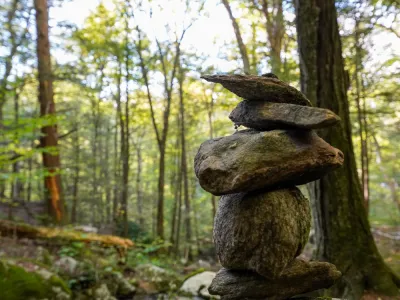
[34,0,65,224]
[295,0,400,297]
[136,26,188,239]
[221,0,251,74]
[251,0,285,77]
[178,62,192,260]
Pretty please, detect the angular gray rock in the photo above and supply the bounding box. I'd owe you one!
[201,74,312,106]
[214,188,311,279]
[208,260,342,300]
[229,101,340,130]
[194,129,344,195]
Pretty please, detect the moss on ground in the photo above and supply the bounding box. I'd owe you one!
[0,260,70,300]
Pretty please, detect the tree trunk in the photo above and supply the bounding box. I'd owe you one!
[113,110,119,223]
[71,128,80,224]
[295,0,400,297]
[170,116,181,251]
[221,0,251,74]
[178,66,192,261]
[104,124,112,224]
[34,0,65,225]
[262,0,284,77]
[354,21,369,213]
[10,88,22,220]
[136,142,144,228]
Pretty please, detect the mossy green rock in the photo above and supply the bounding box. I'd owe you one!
[214,188,311,279]
[229,101,340,130]
[0,260,71,300]
[208,260,341,299]
[194,129,343,195]
[201,74,312,106]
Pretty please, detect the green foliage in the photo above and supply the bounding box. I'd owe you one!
[58,242,86,258]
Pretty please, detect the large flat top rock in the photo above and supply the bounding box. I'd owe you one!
[214,188,311,279]
[201,74,312,106]
[209,259,341,300]
[194,129,344,195]
[229,101,340,130]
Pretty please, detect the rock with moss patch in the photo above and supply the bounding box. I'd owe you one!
[214,188,310,279]
[208,260,341,299]
[194,129,343,195]
[103,271,135,298]
[201,74,312,106]
[229,101,340,130]
[0,260,71,300]
[135,264,180,293]
[93,284,117,300]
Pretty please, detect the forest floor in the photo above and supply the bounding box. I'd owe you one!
[0,224,399,299]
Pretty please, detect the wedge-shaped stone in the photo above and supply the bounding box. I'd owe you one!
[201,74,312,106]
[194,129,343,195]
[229,101,340,130]
[208,260,341,300]
[214,188,311,279]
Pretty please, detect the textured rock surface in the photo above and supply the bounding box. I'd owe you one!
[214,188,311,279]
[208,260,342,300]
[229,101,340,130]
[194,129,343,195]
[201,74,312,106]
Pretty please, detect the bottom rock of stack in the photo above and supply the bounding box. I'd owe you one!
[214,187,311,279]
[208,259,342,300]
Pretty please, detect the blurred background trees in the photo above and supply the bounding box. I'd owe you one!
[0,0,399,296]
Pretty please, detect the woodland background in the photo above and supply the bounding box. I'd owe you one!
[0,0,399,298]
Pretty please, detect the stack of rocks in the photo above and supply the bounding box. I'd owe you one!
[194,74,343,299]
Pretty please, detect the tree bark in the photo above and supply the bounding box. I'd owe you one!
[295,0,400,297]
[178,65,192,261]
[221,0,251,74]
[34,0,65,225]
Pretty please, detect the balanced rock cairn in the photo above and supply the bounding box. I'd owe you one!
[194,74,343,299]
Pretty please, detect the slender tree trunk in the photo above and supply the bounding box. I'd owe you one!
[354,21,369,213]
[113,112,119,222]
[71,128,80,224]
[104,124,111,224]
[295,0,400,297]
[90,98,99,225]
[221,0,251,74]
[136,142,144,228]
[11,88,21,220]
[252,0,284,77]
[170,116,181,250]
[27,156,33,203]
[175,172,183,257]
[34,0,65,224]
[178,67,192,261]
